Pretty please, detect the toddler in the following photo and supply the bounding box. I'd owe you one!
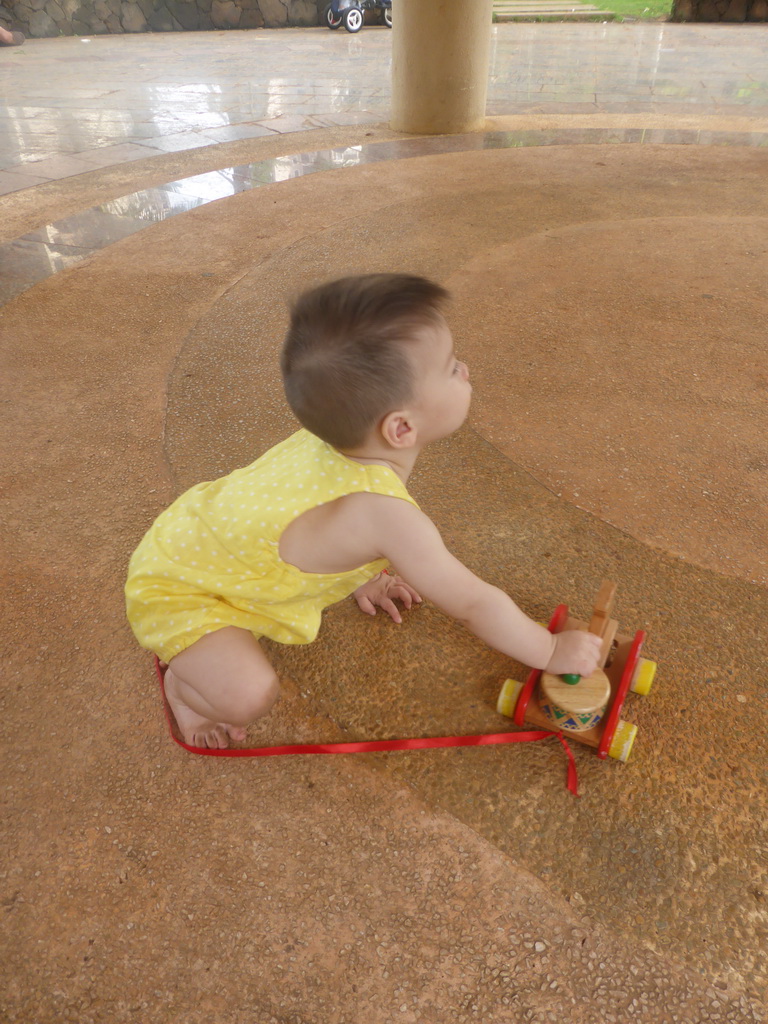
[126,274,600,748]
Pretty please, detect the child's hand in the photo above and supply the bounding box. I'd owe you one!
[354,572,422,625]
[545,630,602,677]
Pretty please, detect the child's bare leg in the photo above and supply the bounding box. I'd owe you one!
[163,626,279,749]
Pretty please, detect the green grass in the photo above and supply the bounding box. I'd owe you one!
[491,0,673,20]
[593,0,672,18]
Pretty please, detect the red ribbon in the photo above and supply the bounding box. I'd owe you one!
[154,658,579,796]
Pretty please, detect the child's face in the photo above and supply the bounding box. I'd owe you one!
[408,319,472,443]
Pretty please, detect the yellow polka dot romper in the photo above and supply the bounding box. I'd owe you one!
[125,429,419,662]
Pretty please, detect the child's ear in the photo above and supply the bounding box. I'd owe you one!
[380,410,418,449]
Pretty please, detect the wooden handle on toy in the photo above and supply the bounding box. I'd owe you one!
[560,581,617,685]
[588,581,616,639]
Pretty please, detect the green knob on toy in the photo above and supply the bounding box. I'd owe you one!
[561,673,581,686]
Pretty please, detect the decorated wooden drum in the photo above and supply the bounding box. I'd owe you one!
[539,668,611,733]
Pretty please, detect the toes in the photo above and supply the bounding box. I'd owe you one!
[189,725,233,749]
[228,725,247,742]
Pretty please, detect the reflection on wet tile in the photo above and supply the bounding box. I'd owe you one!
[198,124,277,144]
[254,114,324,134]
[9,153,101,178]
[309,112,382,128]
[713,130,768,147]
[137,133,218,155]
[358,137,487,165]
[102,190,208,220]
[73,142,166,168]
[268,151,339,181]
[158,169,250,202]
[22,207,157,249]
[229,160,287,187]
[0,168,52,196]
[3,128,767,307]
[0,238,91,304]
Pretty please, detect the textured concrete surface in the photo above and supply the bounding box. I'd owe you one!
[162,143,768,995]
[2,28,768,1024]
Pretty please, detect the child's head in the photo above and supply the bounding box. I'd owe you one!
[281,274,451,450]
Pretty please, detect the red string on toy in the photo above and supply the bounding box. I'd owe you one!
[154,657,579,796]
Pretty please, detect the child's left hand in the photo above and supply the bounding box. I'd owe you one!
[354,572,422,624]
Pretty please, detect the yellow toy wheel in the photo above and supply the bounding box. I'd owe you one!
[630,658,656,695]
[607,720,637,762]
[497,678,524,719]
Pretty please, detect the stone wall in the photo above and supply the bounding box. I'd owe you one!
[671,0,766,17]
[0,0,323,35]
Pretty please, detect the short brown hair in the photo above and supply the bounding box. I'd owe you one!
[281,274,450,449]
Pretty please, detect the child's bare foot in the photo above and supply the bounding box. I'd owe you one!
[163,667,247,748]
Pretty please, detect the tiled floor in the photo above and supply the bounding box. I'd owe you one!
[1,22,766,301]
[1,23,767,192]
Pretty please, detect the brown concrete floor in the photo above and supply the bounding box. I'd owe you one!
[3,64,768,1024]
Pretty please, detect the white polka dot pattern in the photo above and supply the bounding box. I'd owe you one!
[125,429,418,661]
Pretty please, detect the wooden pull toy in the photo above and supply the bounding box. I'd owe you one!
[497,581,656,762]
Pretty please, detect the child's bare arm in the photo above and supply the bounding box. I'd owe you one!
[372,499,600,675]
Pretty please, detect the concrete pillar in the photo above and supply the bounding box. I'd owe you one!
[390,0,493,134]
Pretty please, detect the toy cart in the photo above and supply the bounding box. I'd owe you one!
[497,582,656,762]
